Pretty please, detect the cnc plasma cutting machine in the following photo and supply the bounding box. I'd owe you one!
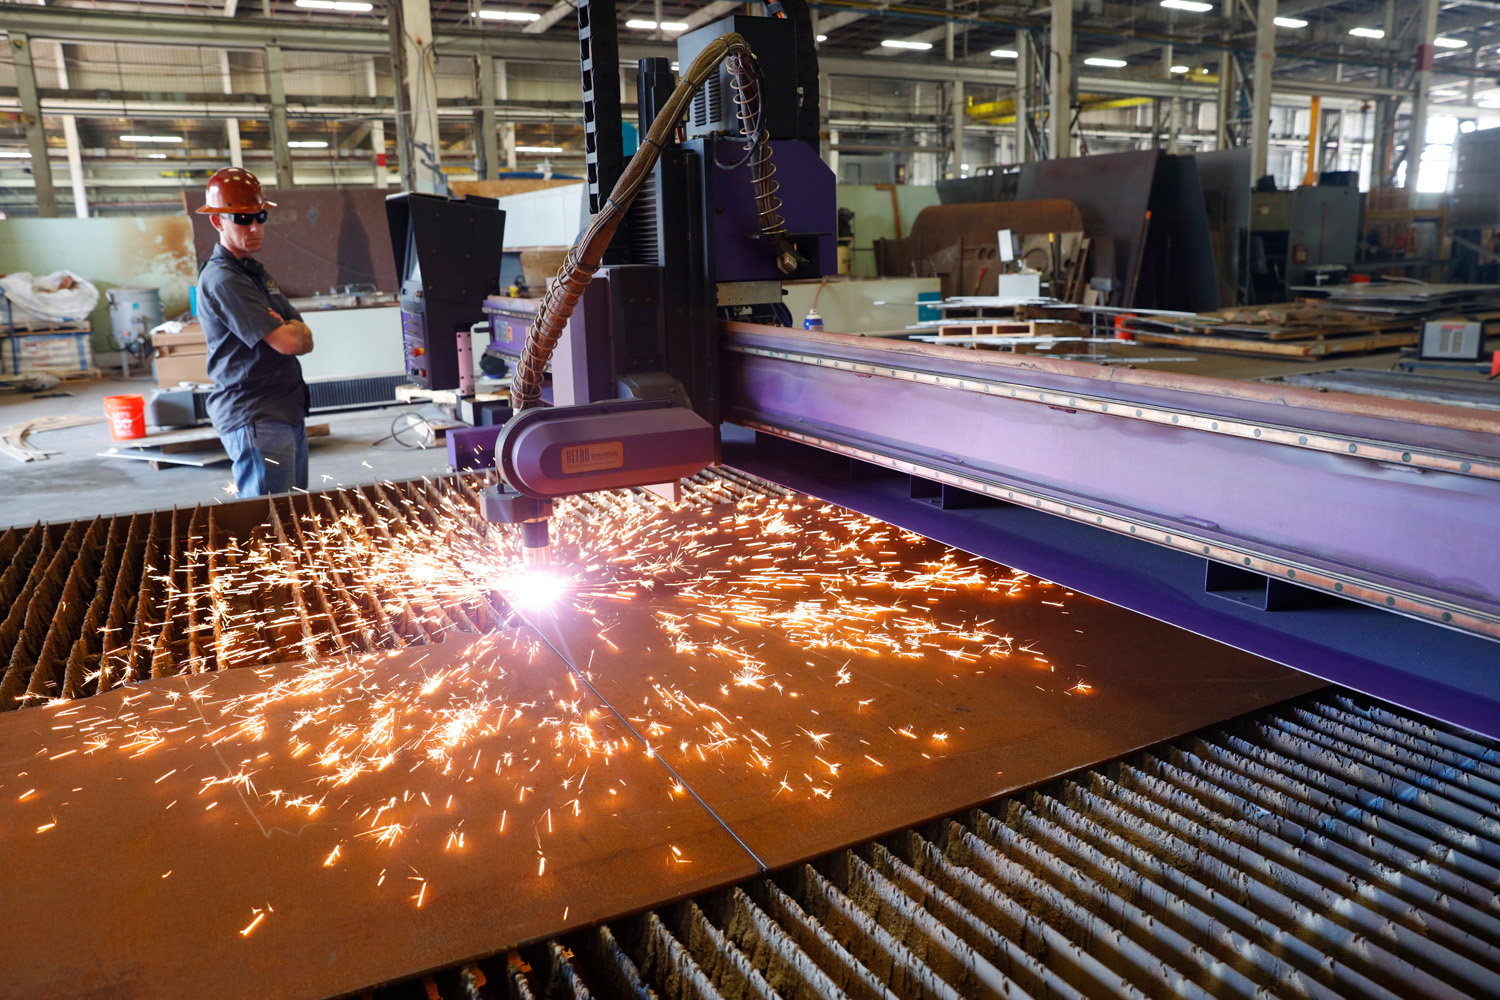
[479,1,1500,734]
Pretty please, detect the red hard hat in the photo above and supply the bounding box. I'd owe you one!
[195,167,276,214]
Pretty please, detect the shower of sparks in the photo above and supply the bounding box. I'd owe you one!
[3,473,1092,936]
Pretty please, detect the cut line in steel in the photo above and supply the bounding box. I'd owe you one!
[517,603,771,871]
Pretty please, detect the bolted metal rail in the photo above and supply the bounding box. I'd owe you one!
[383,692,1500,1000]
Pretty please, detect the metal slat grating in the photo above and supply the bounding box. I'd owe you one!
[0,470,774,711]
[387,691,1500,1000]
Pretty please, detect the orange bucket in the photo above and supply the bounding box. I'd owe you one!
[103,394,146,441]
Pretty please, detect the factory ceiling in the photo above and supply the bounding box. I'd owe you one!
[11,0,1500,101]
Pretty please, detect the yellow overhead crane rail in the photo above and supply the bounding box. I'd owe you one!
[965,69,1219,125]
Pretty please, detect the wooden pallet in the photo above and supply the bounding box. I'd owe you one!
[938,321,1037,338]
[103,423,332,470]
[0,322,90,335]
[0,367,105,382]
[1133,329,1420,359]
[394,384,509,406]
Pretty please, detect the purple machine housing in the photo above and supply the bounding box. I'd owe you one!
[469,7,1500,737]
[716,323,1500,739]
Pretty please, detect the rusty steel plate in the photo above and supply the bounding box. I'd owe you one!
[0,486,1322,999]
[0,628,760,1000]
[526,493,1325,871]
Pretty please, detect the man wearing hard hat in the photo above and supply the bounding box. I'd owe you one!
[195,167,314,497]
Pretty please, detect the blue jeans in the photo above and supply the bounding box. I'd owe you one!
[222,419,308,497]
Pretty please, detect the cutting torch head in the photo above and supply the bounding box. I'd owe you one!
[479,484,554,569]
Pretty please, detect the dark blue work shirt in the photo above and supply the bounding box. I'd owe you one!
[197,243,309,432]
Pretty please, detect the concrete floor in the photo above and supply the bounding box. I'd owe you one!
[0,373,461,530]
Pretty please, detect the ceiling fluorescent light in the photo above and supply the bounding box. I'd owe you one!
[990,48,1019,58]
[1084,57,1128,68]
[1349,27,1385,38]
[294,0,374,10]
[817,34,827,41]
[0,151,32,158]
[515,145,564,153]
[881,39,934,50]
[121,135,182,143]
[476,9,541,20]
[625,19,688,31]
[1434,37,1467,48]
[288,140,329,148]
[146,153,168,159]
[1274,16,1307,28]
[1160,0,1213,12]
[1170,64,1190,73]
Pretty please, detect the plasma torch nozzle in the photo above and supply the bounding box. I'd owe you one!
[479,484,554,567]
[519,518,550,569]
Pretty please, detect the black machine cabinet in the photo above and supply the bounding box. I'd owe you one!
[386,192,507,390]
[676,15,802,142]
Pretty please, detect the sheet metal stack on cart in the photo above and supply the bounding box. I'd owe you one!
[1118,284,1500,361]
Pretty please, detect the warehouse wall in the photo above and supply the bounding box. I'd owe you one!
[0,216,196,355]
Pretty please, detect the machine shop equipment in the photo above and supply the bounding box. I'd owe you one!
[1249,183,1360,298]
[478,3,1499,692]
[477,4,834,560]
[386,191,507,391]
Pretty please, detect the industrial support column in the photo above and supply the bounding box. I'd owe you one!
[51,43,88,218]
[367,58,388,189]
[822,70,839,177]
[498,60,517,171]
[1217,0,1235,149]
[1372,0,1396,185]
[1163,44,1181,154]
[952,78,965,176]
[1016,31,1033,163]
[946,0,960,174]
[220,0,243,171]
[400,0,444,193]
[219,52,244,169]
[828,68,840,175]
[1049,0,1073,159]
[477,56,500,181]
[11,34,56,218]
[1405,0,1440,190]
[265,45,295,190]
[1250,0,1276,183]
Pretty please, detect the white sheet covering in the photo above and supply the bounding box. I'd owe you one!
[0,270,100,329]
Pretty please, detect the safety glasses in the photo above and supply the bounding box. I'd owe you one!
[231,210,268,226]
